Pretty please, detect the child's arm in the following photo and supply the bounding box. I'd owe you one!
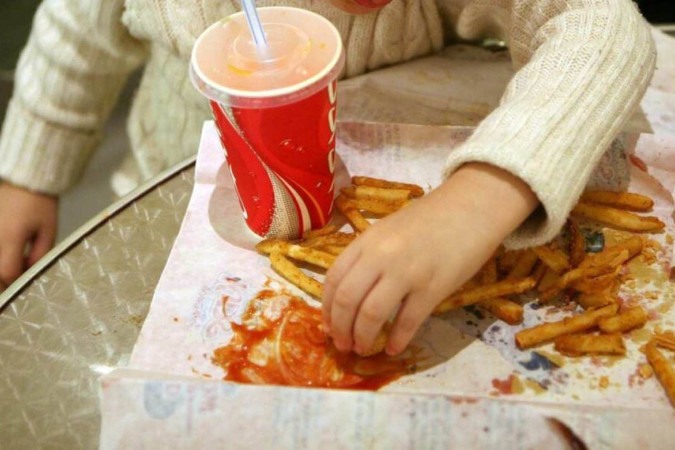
[0,0,146,194]
[323,163,538,355]
[442,0,656,250]
[0,183,57,290]
[323,0,655,355]
[0,0,147,283]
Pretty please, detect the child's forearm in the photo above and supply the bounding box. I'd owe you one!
[439,162,540,250]
[444,1,655,248]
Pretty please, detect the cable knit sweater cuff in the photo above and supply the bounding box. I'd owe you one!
[443,132,593,250]
[0,99,100,195]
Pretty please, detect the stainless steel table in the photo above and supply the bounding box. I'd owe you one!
[0,158,195,449]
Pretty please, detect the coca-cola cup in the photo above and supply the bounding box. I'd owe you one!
[190,7,345,239]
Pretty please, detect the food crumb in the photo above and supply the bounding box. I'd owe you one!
[173,317,179,322]
[524,379,546,394]
[128,314,144,328]
[645,291,659,300]
[638,363,653,379]
[598,376,609,389]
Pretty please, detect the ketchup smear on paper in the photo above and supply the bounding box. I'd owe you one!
[212,290,417,390]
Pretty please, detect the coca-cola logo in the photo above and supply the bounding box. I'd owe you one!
[327,80,337,175]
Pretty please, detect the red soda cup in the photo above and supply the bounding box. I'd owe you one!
[190,7,345,239]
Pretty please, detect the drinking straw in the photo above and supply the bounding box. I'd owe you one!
[241,0,268,49]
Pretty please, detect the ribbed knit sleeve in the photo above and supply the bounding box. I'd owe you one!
[0,0,147,194]
[443,0,656,248]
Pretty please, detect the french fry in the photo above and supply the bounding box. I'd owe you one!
[515,304,618,349]
[531,262,547,284]
[650,332,675,352]
[269,252,323,299]
[540,249,629,301]
[256,238,290,255]
[572,203,665,233]
[533,245,570,274]
[317,245,346,256]
[359,323,392,357]
[580,191,654,212]
[480,256,499,284]
[580,246,632,270]
[480,298,524,325]
[256,240,335,270]
[286,244,336,270]
[507,249,539,279]
[537,268,560,292]
[567,219,586,267]
[475,248,509,321]
[335,195,370,232]
[341,185,411,202]
[434,278,536,314]
[572,268,621,294]
[342,196,408,216]
[302,231,356,248]
[615,236,644,260]
[598,306,648,334]
[576,291,617,309]
[554,333,626,356]
[645,342,675,407]
[352,176,425,198]
[498,250,524,274]
[303,225,339,240]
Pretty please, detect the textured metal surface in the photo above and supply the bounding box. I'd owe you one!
[0,165,195,449]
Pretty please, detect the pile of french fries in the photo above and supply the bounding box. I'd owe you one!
[255,176,674,405]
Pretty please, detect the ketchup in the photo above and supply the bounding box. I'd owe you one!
[213,290,416,390]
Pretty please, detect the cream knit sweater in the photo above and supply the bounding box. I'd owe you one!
[0,0,655,247]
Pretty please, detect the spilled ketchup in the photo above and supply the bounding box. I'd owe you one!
[212,289,416,390]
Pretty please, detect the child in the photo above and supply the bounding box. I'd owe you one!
[0,1,655,355]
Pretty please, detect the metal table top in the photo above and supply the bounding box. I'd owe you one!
[0,158,195,449]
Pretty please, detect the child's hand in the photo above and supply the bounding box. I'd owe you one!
[322,163,538,356]
[0,182,57,290]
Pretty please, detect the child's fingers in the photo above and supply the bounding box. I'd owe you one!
[0,240,25,287]
[386,291,437,355]
[352,276,406,355]
[322,243,363,333]
[28,222,56,267]
[328,258,380,353]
